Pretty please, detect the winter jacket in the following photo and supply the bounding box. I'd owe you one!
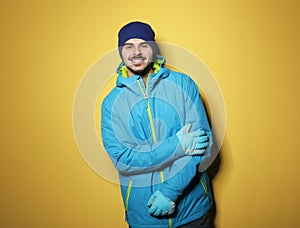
[101,56,213,228]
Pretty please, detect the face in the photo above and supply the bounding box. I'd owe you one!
[121,38,154,77]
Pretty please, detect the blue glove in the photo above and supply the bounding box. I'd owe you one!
[147,190,176,217]
[176,124,209,155]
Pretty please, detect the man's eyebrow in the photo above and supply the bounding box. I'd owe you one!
[124,42,148,46]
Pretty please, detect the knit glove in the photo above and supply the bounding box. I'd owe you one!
[176,124,209,155]
[147,190,176,217]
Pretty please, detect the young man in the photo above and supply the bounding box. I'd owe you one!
[101,21,213,228]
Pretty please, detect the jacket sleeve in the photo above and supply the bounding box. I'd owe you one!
[158,76,213,202]
[101,96,186,175]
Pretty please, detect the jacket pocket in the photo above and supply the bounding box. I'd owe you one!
[124,180,133,221]
[199,176,209,197]
[199,174,212,207]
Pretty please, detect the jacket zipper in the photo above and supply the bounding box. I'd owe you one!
[138,76,163,181]
[137,75,157,143]
[138,76,173,228]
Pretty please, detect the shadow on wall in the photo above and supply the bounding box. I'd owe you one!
[206,134,232,228]
[207,148,221,228]
[201,91,232,228]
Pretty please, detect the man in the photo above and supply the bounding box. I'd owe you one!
[101,21,213,228]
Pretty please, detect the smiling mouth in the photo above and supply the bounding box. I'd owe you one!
[130,56,146,64]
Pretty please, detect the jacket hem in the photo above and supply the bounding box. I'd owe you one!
[128,203,212,228]
[174,205,212,227]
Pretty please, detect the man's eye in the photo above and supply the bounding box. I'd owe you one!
[141,44,149,48]
[125,45,133,49]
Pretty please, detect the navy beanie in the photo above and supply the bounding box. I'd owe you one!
[118,21,157,56]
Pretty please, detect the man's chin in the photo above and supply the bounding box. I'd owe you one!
[127,63,152,76]
[129,69,146,76]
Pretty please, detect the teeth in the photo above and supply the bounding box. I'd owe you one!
[131,59,144,63]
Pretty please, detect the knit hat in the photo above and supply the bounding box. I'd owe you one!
[118,21,157,57]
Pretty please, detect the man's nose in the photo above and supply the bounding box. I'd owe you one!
[134,45,142,55]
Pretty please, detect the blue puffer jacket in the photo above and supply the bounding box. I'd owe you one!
[101,56,213,228]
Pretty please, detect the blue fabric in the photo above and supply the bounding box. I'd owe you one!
[101,56,213,228]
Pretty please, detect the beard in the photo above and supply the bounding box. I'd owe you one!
[126,62,153,77]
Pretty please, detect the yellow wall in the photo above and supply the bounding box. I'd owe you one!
[1,0,299,227]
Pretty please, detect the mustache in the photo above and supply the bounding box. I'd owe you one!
[129,55,146,60]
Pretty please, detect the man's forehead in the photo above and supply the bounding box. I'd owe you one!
[124,38,147,45]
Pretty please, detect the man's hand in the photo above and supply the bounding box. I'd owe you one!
[176,124,209,155]
[147,190,175,217]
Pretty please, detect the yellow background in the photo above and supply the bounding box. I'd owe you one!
[1,0,299,227]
